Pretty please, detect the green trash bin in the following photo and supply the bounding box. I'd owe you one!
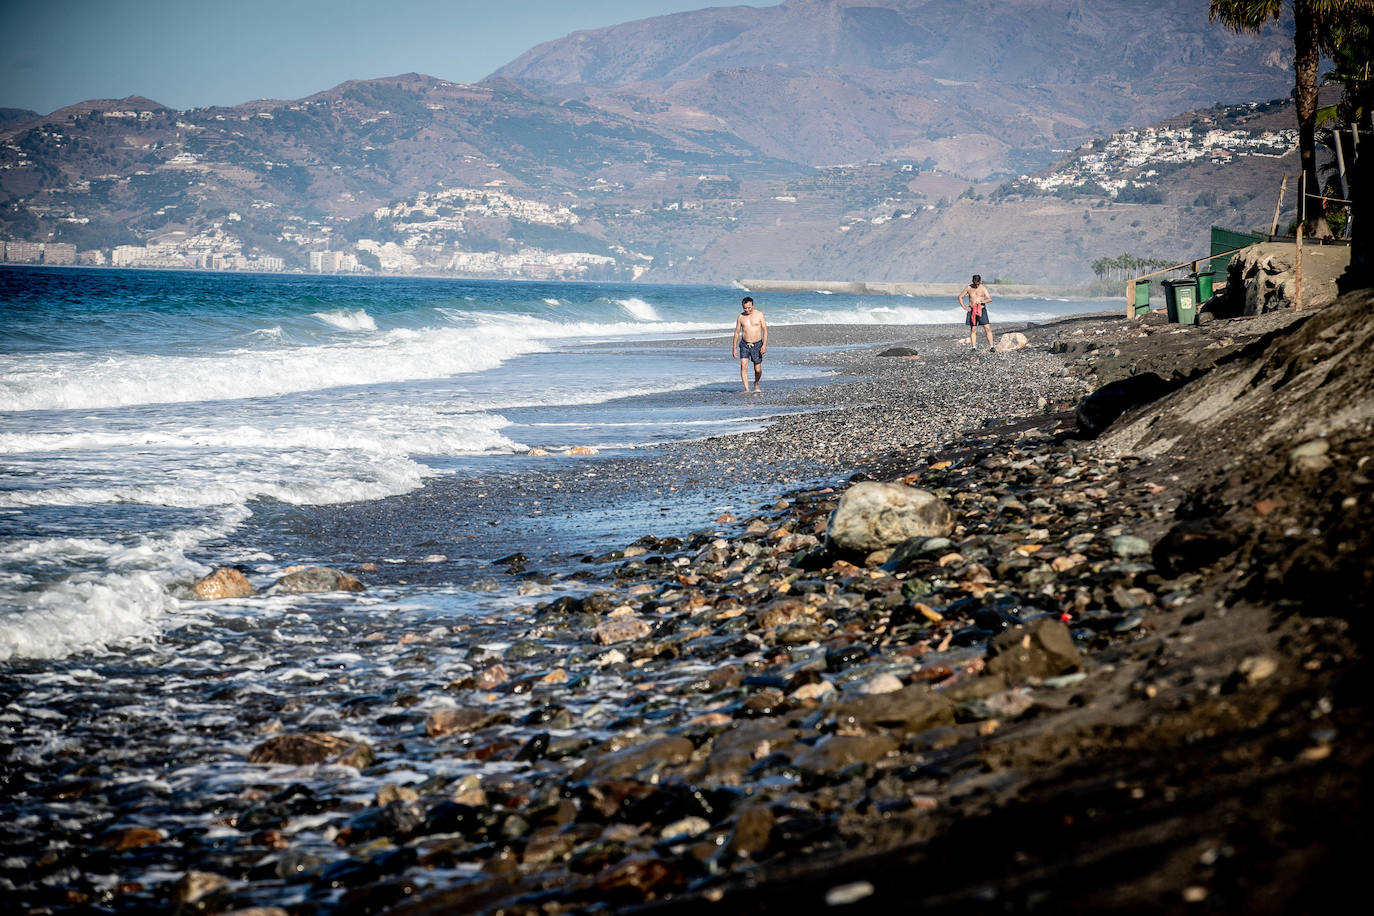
[1163,278,1198,325]
[1131,280,1150,317]
[1192,269,1215,303]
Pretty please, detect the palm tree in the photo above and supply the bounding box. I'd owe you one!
[1208,0,1369,239]
[1319,12,1373,286]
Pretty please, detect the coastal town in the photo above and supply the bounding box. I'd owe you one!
[1013,107,1298,199]
[1,102,1297,279]
[0,180,632,278]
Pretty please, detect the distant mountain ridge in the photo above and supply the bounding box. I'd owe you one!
[0,73,791,243]
[0,1,1307,283]
[0,108,39,129]
[494,0,1293,174]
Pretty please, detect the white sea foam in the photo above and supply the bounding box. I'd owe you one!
[0,465,425,509]
[772,303,1061,325]
[0,508,247,662]
[0,412,519,459]
[776,305,952,325]
[442,311,715,338]
[0,571,178,661]
[615,298,662,321]
[0,325,543,412]
[541,298,561,306]
[312,308,378,331]
[3,450,436,510]
[0,407,522,513]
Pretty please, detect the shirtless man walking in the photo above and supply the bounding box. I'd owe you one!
[957,274,995,351]
[732,296,768,392]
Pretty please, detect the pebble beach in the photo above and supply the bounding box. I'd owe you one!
[4,299,1369,916]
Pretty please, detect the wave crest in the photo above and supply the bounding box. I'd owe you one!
[615,298,662,321]
[311,308,378,331]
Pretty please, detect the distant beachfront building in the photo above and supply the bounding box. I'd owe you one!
[111,245,145,267]
[0,240,77,263]
[43,242,76,265]
[3,241,43,263]
[111,244,189,268]
[309,250,358,272]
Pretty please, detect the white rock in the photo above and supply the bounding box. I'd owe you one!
[859,673,905,695]
[826,482,954,552]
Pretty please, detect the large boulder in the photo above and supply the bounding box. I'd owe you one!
[192,567,254,600]
[1223,242,1349,315]
[994,331,1028,352]
[986,617,1081,684]
[575,736,695,781]
[593,616,652,645]
[267,566,365,594]
[824,683,955,736]
[1075,373,1179,438]
[825,482,954,552]
[248,732,373,766]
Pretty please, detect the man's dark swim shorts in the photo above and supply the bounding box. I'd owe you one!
[739,340,764,363]
[966,306,990,326]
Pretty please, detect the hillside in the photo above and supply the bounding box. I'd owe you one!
[494,0,1294,176]
[676,98,1305,285]
[1,75,815,278]
[0,1,1314,285]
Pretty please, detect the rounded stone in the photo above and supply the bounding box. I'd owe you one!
[826,482,955,552]
[192,567,255,600]
[1111,535,1151,558]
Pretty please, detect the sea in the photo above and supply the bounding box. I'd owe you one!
[0,266,1107,664]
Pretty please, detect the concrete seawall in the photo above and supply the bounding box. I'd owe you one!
[736,279,1093,299]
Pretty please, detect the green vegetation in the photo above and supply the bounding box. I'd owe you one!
[1090,252,1175,282]
[506,221,615,257]
[1116,185,1167,204]
[53,217,137,249]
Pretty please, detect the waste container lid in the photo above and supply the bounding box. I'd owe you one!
[1163,277,1197,286]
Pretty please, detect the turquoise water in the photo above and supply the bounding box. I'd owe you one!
[0,266,1113,661]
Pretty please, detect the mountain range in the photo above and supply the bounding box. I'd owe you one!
[496,0,1293,176]
[0,0,1303,284]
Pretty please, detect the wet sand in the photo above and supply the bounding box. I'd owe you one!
[273,319,1094,573]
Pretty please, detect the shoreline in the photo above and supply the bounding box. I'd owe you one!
[2,262,1106,298]
[274,319,1091,576]
[3,301,1369,914]
[738,277,1107,299]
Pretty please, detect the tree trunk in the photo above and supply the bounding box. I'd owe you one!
[1338,127,1370,292]
[1294,0,1334,238]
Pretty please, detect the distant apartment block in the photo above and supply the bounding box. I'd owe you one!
[1,240,77,264]
[111,244,189,269]
[43,242,76,264]
[111,245,147,267]
[309,250,359,272]
[4,241,43,263]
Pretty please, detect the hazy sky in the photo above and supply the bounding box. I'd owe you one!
[2,1,777,115]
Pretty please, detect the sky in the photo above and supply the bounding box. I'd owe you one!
[1,1,776,116]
